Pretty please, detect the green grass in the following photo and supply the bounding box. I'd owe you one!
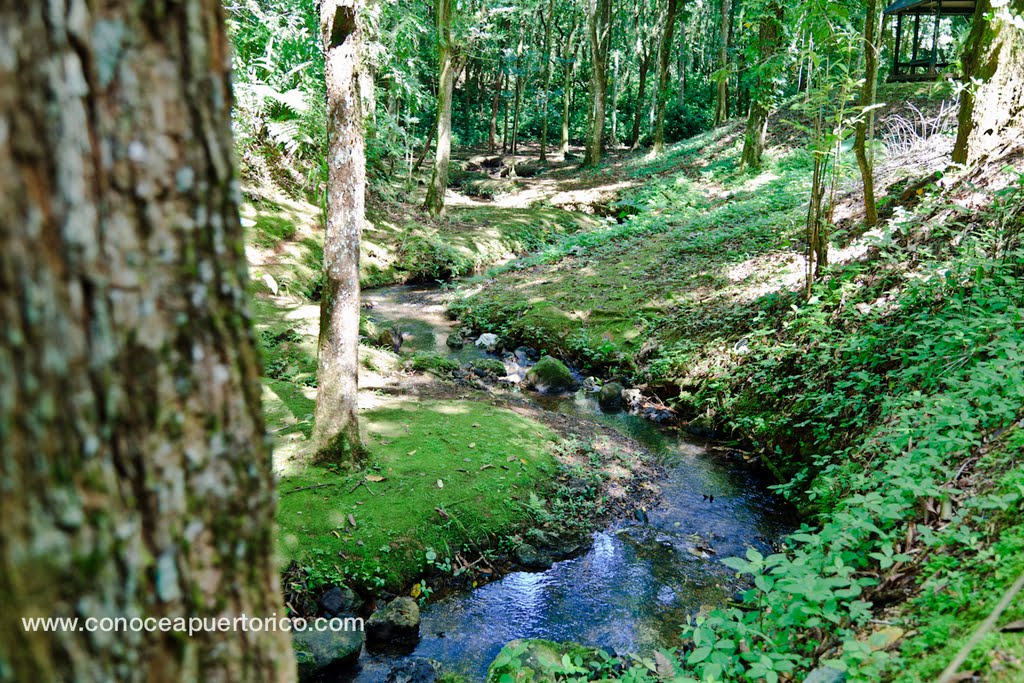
[276,398,559,591]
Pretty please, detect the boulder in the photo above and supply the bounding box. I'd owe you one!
[515,346,540,362]
[598,382,624,411]
[292,627,364,680]
[523,356,578,393]
[469,358,507,377]
[385,658,441,683]
[366,596,421,648]
[318,585,363,618]
[376,327,404,353]
[445,332,465,349]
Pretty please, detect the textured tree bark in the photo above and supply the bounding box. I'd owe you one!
[853,0,881,225]
[740,0,784,169]
[314,0,365,465]
[0,2,295,681]
[584,0,612,166]
[425,0,455,216]
[653,0,679,154]
[953,0,1024,165]
[715,0,732,125]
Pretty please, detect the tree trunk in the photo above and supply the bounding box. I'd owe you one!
[0,2,295,681]
[631,52,652,148]
[653,0,679,154]
[539,0,556,161]
[854,0,881,225]
[584,0,613,166]
[489,71,504,154]
[511,26,526,157]
[425,0,456,216]
[952,0,1024,165]
[740,0,784,169]
[715,0,732,125]
[561,25,581,154]
[314,0,366,464]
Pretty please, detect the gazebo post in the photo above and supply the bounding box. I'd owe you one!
[894,13,904,76]
[929,0,942,75]
[911,13,921,72]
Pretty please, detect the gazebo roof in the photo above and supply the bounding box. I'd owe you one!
[884,0,976,15]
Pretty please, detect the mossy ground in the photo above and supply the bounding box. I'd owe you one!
[276,397,560,591]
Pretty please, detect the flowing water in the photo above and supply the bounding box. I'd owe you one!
[345,284,796,681]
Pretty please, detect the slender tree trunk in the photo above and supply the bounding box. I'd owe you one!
[854,0,881,225]
[511,26,526,157]
[561,25,581,154]
[611,51,621,145]
[585,0,613,166]
[953,0,1024,165]
[314,0,366,463]
[425,0,456,216]
[0,2,295,681]
[653,0,679,154]
[631,53,652,148]
[740,0,784,169]
[489,71,504,154]
[540,0,556,160]
[715,0,732,125]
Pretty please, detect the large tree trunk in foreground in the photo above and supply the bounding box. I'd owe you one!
[740,0,784,169]
[584,0,613,166]
[853,0,881,225]
[425,0,456,216]
[653,0,679,154]
[0,2,294,681]
[314,0,366,465]
[953,0,1024,165]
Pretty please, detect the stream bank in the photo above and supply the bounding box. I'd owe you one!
[320,283,796,682]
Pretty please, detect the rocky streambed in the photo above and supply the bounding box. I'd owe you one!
[294,283,795,682]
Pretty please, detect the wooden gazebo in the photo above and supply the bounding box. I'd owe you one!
[885,0,975,81]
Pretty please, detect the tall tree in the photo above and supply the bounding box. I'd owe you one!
[714,0,732,125]
[740,0,785,169]
[953,0,1024,165]
[584,0,613,166]
[852,0,881,224]
[539,0,558,160]
[314,0,367,464]
[0,1,294,681]
[560,21,582,154]
[629,2,656,149]
[425,0,457,216]
[653,0,680,154]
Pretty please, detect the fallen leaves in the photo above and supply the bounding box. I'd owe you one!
[365,474,386,483]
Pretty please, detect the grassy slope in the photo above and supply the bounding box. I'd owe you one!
[446,88,1024,680]
[241,189,600,299]
[276,398,559,591]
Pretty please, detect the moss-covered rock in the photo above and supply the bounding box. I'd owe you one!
[486,639,610,682]
[524,356,578,393]
[292,627,364,680]
[367,596,421,648]
[468,358,507,377]
[598,381,624,411]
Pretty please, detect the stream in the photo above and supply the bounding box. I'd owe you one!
[347,284,796,681]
